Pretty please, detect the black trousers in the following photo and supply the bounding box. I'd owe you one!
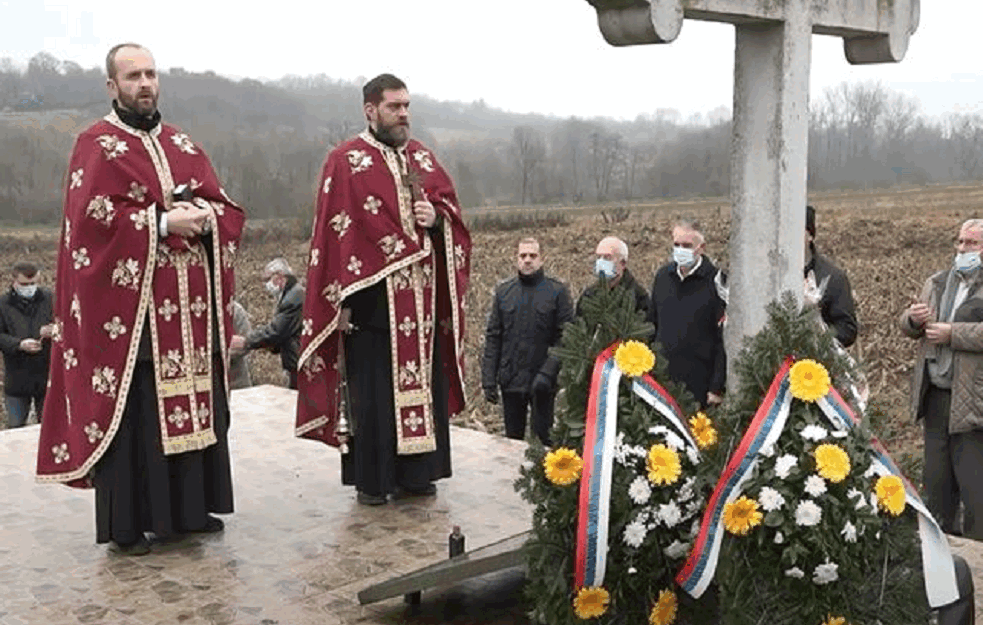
[938,554,975,625]
[922,385,983,539]
[501,389,555,446]
[94,358,234,545]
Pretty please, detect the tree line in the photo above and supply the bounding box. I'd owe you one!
[0,52,981,224]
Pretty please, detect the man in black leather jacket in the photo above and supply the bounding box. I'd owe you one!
[805,205,858,348]
[482,238,574,445]
[231,258,305,389]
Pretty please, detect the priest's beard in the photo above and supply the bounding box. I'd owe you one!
[118,88,158,118]
[373,119,409,148]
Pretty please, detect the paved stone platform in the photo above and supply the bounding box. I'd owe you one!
[3,385,982,624]
[0,386,533,625]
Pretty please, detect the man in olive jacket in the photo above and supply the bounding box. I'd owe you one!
[901,218,983,541]
[482,238,573,445]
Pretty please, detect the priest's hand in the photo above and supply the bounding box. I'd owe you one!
[169,201,211,237]
[19,338,42,353]
[707,391,723,406]
[230,335,246,350]
[338,307,354,332]
[413,200,436,228]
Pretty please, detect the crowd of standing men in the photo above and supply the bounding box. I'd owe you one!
[0,43,978,617]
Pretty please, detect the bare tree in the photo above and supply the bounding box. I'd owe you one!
[511,125,545,204]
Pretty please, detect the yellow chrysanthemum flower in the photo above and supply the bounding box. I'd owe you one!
[789,359,831,402]
[648,589,678,625]
[822,615,849,625]
[723,496,763,536]
[647,444,682,486]
[875,475,906,516]
[573,586,610,619]
[814,444,851,483]
[614,340,655,377]
[689,412,718,449]
[543,448,583,486]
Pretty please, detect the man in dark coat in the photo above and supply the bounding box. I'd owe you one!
[576,236,649,317]
[805,205,858,348]
[482,238,574,445]
[649,220,726,408]
[231,258,304,389]
[0,261,54,428]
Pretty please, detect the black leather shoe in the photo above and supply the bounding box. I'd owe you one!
[357,491,387,506]
[110,535,151,556]
[395,483,437,498]
[191,515,225,533]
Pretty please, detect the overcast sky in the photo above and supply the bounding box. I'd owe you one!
[2,0,980,121]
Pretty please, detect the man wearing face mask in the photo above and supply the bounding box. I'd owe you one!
[575,236,649,317]
[648,220,726,409]
[901,218,983,540]
[0,261,54,428]
[230,258,304,390]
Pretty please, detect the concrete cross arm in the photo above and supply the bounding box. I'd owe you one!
[586,0,919,63]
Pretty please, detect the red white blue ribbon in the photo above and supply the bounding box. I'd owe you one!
[677,359,958,608]
[573,346,698,590]
[676,358,794,598]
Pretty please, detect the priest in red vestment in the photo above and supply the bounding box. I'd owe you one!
[295,74,471,505]
[35,44,245,555]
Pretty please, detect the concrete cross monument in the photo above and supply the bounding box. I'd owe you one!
[587,0,919,360]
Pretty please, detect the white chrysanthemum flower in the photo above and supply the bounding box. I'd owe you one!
[804,475,827,497]
[664,430,686,451]
[759,442,776,458]
[628,475,652,505]
[774,531,784,544]
[795,500,822,526]
[686,446,700,466]
[870,493,879,514]
[759,486,786,512]
[658,501,683,528]
[863,463,878,478]
[630,444,647,459]
[623,519,647,548]
[847,488,866,510]
[812,560,839,585]
[785,567,805,579]
[613,431,631,465]
[677,477,696,502]
[800,424,829,441]
[521,460,534,470]
[684,498,703,520]
[664,540,690,559]
[841,521,858,543]
[775,454,799,479]
[628,566,638,574]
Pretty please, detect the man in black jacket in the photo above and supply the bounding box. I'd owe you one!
[805,205,858,348]
[576,236,650,317]
[0,261,54,428]
[483,238,574,445]
[649,220,726,408]
[231,258,305,389]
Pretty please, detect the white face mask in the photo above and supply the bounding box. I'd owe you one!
[594,258,616,279]
[14,284,37,299]
[673,246,696,268]
[265,279,281,296]
[954,251,982,274]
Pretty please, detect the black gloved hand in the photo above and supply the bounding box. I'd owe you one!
[483,386,499,404]
[531,372,553,395]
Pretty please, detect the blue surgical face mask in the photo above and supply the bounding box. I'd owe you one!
[14,284,37,299]
[673,246,696,268]
[594,258,616,279]
[954,251,982,274]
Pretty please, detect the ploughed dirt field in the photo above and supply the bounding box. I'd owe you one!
[4,182,983,477]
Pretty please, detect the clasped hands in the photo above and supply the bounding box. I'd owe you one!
[413,200,436,228]
[169,200,214,237]
[908,301,952,345]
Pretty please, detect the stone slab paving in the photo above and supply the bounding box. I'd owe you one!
[3,384,982,624]
[0,386,533,625]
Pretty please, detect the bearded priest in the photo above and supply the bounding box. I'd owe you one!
[35,43,245,556]
[295,74,471,506]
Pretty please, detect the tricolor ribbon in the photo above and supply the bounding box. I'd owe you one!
[573,345,695,590]
[676,359,958,608]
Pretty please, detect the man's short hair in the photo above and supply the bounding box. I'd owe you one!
[673,219,705,246]
[517,237,540,250]
[363,73,407,105]
[598,236,629,262]
[105,43,147,80]
[12,261,38,278]
[264,257,293,277]
[961,218,983,234]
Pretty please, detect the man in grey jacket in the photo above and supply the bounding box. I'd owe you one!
[231,258,304,389]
